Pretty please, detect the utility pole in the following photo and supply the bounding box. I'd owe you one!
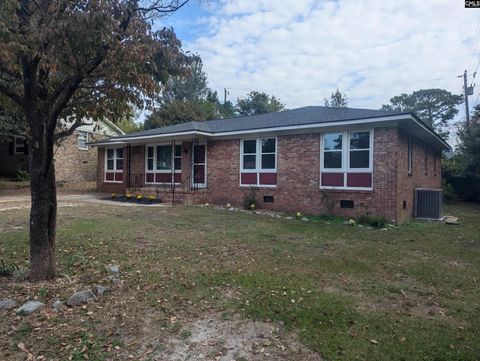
[224,88,228,105]
[460,70,474,126]
[463,70,470,126]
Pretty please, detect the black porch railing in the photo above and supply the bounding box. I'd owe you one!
[126,173,202,205]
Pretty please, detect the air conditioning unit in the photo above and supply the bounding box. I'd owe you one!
[414,188,443,220]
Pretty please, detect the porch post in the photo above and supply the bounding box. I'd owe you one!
[172,140,175,205]
[127,144,131,188]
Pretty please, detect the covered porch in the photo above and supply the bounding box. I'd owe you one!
[94,135,209,204]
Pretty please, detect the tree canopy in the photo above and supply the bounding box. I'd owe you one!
[144,58,233,129]
[236,91,285,116]
[455,104,480,177]
[324,89,348,108]
[116,118,144,134]
[0,0,192,280]
[443,105,480,201]
[381,89,463,138]
[0,95,25,141]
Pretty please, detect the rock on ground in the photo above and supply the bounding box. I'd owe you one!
[0,299,16,310]
[52,300,64,312]
[93,285,109,296]
[111,278,123,286]
[16,301,45,315]
[67,290,97,307]
[109,265,120,273]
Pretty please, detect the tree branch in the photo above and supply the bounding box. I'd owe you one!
[47,51,107,126]
[134,0,190,13]
[54,119,87,142]
[0,82,25,108]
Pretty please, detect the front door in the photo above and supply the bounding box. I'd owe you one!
[192,144,207,188]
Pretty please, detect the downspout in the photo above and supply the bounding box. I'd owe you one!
[172,139,175,206]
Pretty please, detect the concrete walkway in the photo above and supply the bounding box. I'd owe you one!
[0,193,171,211]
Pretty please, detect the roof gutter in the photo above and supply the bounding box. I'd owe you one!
[87,140,127,146]
[408,113,451,150]
[115,130,213,141]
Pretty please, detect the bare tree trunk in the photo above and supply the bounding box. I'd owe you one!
[28,119,57,281]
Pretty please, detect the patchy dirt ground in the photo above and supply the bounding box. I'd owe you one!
[138,312,321,361]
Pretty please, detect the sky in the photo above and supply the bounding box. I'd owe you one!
[158,0,480,141]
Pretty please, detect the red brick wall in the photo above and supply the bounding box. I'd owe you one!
[396,131,442,223]
[205,128,399,222]
[95,126,443,222]
[97,147,126,194]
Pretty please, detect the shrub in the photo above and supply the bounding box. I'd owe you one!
[14,170,30,181]
[442,179,456,202]
[0,260,19,277]
[242,189,258,210]
[357,214,387,228]
[443,174,480,201]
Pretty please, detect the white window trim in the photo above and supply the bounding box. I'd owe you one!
[14,136,26,155]
[145,142,182,185]
[104,146,123,183]
[192,142,208,189]
[78,131,89,150]
[320,129,374,191]
[240,137,277,188]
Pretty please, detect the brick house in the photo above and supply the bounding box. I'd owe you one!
[90,106,449,223]
[0,119,124,183]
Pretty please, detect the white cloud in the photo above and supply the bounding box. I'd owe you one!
[185,0,478,117]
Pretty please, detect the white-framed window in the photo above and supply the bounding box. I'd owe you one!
[349,131,371,169]
[105,147,123,183]
[145,143,182,184]
[240,137,277,187]
[13,136,27,155]
[407,136,413,175]
[323,132,343,169]
[78,131,89,150]
[320,130,373,190]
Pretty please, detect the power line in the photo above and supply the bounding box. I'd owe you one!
[222,75,458,94]
[466,13,480,71]
[472,89,480,109]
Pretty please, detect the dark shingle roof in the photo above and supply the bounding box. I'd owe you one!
[116,106,409,138]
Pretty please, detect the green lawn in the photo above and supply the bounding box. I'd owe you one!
[0,201,479,360]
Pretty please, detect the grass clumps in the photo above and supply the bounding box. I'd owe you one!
[242,189,258,210]
[357,214,388,228]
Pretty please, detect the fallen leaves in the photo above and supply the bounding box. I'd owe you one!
[17,342,34,360]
